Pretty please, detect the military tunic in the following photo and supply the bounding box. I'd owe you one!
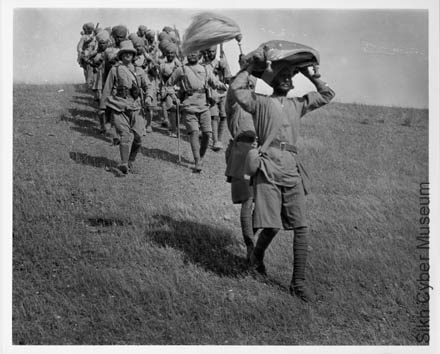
[166,63,226,133]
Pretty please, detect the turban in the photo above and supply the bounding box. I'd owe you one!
[106,47,119,62]
[158,31,171,42]
[159,39,178,54]
[131,35,145,48]
[145,29,155,41]
[96,30,110,42]
[128,33,137,41]
[111,25,128,38]
[138,25,148,32]
[168,31,179,43]
[82,22,94,31]
[162,26,173,33]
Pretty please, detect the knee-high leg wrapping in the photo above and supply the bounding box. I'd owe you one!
[292,226,309,285]
[253,228,278,260]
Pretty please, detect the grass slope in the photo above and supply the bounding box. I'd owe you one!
[12,84,428,345]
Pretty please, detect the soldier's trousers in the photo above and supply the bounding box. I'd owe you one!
[112,109,145,164]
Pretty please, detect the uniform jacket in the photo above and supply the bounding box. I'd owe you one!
[230,70,335,187]
[166,63,227,113]
[100,63,147,112]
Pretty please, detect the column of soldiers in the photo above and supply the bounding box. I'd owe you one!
[76,22,231,173]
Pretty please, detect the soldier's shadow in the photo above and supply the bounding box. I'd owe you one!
[62,109,109,143]
[140,146,193,165]
[73,84,93,94]
[152,125,191,144]
[69,151,118,169]
[147,214,249,277]
[71,95,98,107]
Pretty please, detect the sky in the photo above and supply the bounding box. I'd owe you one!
[10,3,432,108]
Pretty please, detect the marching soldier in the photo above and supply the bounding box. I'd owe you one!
[231,44,335,302]
[100,40,148,174]
[77,22,97,89]
[166,51,227,172]
[202,45,232,151]
[89,29,112,104]
[158,41,182,137]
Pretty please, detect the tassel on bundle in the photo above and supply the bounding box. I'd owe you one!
[182,12,242,55]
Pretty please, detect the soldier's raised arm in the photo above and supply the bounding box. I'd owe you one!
[229,66,258,115]
[295,67,335,117]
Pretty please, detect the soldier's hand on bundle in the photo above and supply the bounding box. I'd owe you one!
[299,65,321,80]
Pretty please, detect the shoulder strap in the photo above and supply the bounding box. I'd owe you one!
[118,64,140,88]
[187,64,206,87]
[181,65,193,91]
[203,65,209,87]
[259,98,287,153]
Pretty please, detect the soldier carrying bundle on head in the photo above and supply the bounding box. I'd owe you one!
[230,40,335,302]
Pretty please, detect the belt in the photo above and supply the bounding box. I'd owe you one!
[189,88,206,94]
[235,135,256,143]
[269,141,297,153]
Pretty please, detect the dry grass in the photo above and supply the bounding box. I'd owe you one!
[12,84,428,345]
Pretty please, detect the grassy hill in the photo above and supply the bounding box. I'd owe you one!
[12,83,429,345]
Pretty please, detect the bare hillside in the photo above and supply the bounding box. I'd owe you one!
[12,83,429,345]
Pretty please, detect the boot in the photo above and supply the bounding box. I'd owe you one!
[128,139,142,173]
[146,109,153,133]
[199,132,211,160]
[190,131,202,172]
[211,116,220,151]
[98,110,106,133]
[240,198,254,262]
[249,228,278,276]
[289,227,314,302]
[118,143,131,174]
[168,110,177,137]
[215,117,226,150]
[161,103,169,128]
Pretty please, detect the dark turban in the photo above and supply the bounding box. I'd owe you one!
[82,22,94,31]
[145,29,155,41]
[128,33,137,41]
[111,25,128,38]
[131,35,145,48]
